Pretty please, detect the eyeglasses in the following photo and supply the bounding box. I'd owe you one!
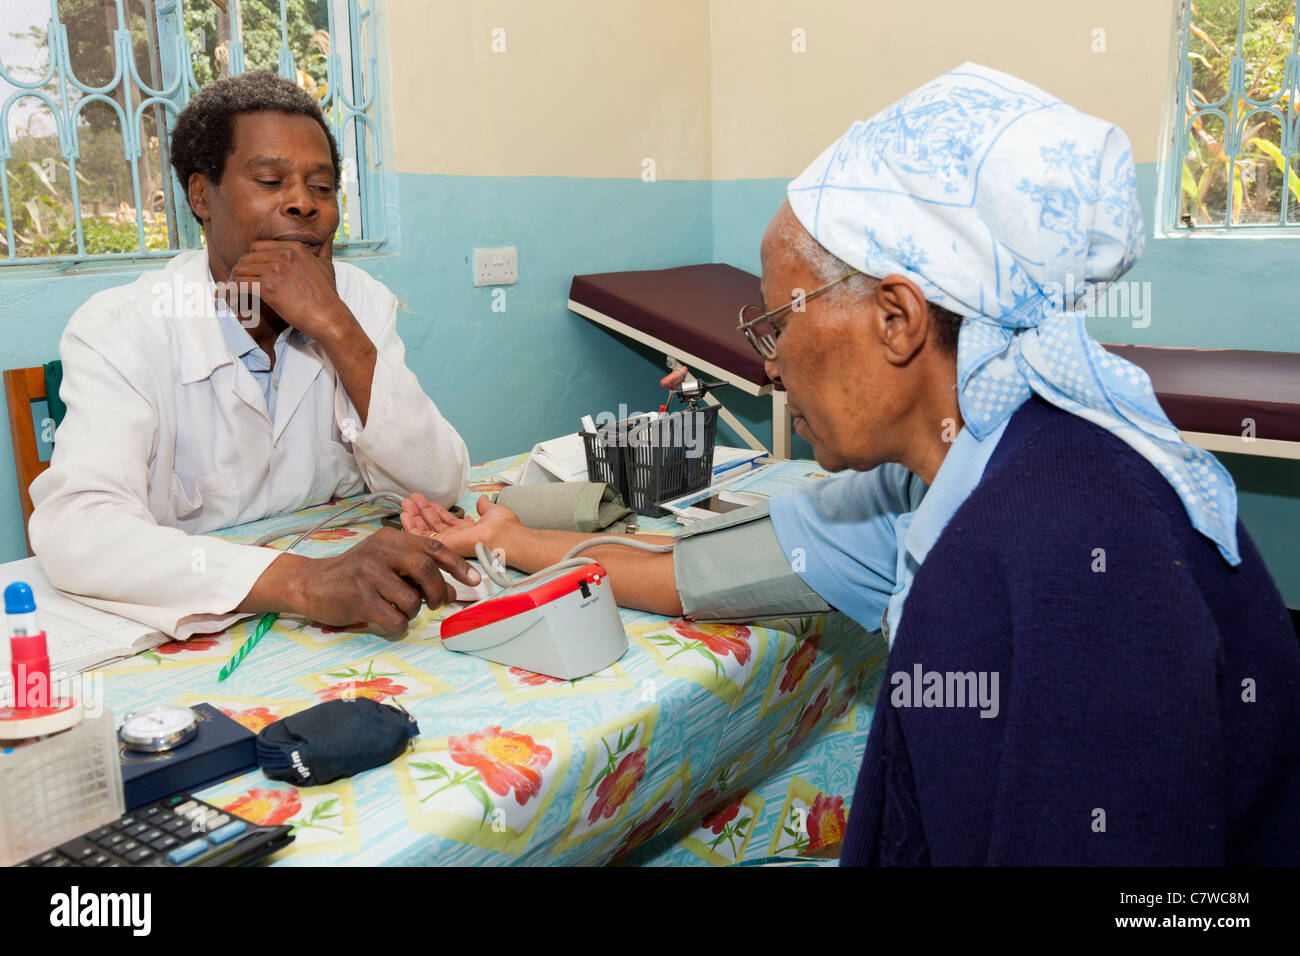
[737,270,860,361]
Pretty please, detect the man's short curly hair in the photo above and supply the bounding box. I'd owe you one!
[170,70,341,207]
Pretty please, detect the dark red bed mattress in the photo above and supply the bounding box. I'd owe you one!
[570,265,1299,442]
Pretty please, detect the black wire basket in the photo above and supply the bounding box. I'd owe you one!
[580,406,720,517]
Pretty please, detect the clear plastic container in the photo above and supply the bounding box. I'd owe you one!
[0,708,124,865]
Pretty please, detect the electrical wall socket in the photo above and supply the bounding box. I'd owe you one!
[472,246,518,287]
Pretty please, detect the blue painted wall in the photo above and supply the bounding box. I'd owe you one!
[0,172,710,561]
[708,165,1300,607]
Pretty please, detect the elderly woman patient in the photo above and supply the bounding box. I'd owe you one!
[405,64,1300,865]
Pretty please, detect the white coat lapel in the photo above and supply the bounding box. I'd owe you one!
[271,332,323,442]
[172,250,273,424]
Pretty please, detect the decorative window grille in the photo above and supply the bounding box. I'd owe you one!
[1163,0,1300,232]
[0,0,387,266]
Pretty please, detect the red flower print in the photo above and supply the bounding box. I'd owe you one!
[224,787,302,826]
[508,666,565,687]
[686,788,718,820]
[219,705,279,734]
[701,796,743,835]
[806,794,847,851]
[449,726,553,806]
[779,634,820,694]
[306,528,359,542]
[790,686,831,749]
[832,681,860,722]
[156,634,221,655]
[671,621,753,665]
[588,748,648,823]
[317,677,408,702]
[615,802,676,858]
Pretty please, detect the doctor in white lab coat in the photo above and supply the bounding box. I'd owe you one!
[29,71,478,639]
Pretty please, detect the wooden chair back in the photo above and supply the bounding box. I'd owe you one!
[3,367,52,556]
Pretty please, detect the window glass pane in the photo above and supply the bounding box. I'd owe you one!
[1178,0,1300,229]
[1289,141,1300,222]
[61,0,118,90]
[1188,0,1237,108]
[185,0,235,86]
[75,99,135,254]
[1239,0,1291,102]
[337,118,355,241]
[337,112,378,242]
[232,0,283,75]
[0,0,50,92]
[3,2,65,260]
[1236,109,1285,222]
[1182,111,1230,225]
[235,0,329,91]
[9,97,70,258]
[131,100,176,250]
[295,1,331,98]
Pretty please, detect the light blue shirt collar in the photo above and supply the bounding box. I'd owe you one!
[208,271,293,420]
[883,417,1008,646]
[214,299,268,365]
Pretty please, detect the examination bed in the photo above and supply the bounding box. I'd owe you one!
[568,265,786,456]
[569,265,1300,462]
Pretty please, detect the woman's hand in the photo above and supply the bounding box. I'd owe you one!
[399,493,521,558]
[660,365,689,389]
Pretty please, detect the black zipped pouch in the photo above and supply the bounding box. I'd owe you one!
[255,698,419,786]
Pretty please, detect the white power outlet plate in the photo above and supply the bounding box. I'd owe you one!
[473,246,518,287]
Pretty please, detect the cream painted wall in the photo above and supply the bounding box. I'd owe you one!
[384,0,1178,182]
[709,0,1178,179]
[385,0,712,179]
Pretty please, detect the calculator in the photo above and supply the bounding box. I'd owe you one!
[18,793,294,867]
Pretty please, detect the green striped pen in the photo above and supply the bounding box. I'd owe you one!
[218,612,279,682]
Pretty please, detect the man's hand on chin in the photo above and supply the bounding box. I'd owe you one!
[223,235,379,422]
[225,237,357,343]
[239,527,483,637]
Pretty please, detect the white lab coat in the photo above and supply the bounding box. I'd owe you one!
[29,249,469,638]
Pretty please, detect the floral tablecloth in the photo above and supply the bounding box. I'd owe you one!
[92,455,886,865]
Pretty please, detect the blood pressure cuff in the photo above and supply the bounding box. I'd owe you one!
[255,699,418,786]
[495,482,635,533]
[673,501,833,621]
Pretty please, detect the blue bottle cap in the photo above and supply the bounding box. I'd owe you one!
[4,582,36,615]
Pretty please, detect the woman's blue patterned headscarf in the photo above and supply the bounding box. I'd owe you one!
[787,62,1240,565]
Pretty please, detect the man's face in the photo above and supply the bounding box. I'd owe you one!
[758,204,909,473]
[190,110,339,279]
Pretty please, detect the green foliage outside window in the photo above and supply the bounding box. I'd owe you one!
[3,0,332,259]
[1181,0,1300,225]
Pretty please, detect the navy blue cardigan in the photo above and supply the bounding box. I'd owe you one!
[842,395,1300,865]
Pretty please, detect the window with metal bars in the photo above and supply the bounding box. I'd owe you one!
[1161,0,1300,233]
[0,0,388,267]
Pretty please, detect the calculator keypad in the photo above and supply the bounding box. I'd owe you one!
[20,794,290,867]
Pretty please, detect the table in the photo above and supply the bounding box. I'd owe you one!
[90,455,887,865]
